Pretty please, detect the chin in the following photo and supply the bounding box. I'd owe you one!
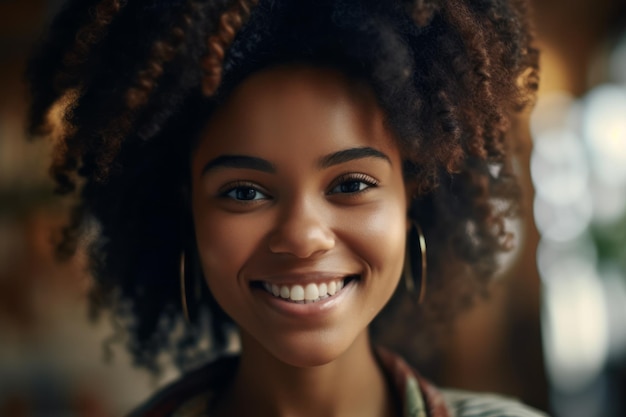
[273,346,344,368]
[262,330,361,369]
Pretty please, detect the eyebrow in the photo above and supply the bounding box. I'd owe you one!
[201,155,276,175]
[201,146,391,176]
[318,147,391,168]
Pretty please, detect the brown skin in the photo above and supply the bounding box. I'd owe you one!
[191,66,410,417]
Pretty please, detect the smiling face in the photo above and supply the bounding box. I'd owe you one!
[191,66,409,367]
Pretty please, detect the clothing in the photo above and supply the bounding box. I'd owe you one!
[128,348,548,417]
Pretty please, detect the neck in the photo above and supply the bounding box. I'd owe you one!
[215,332,397,417]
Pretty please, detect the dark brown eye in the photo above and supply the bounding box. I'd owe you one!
[337,181,365,193]
[329,173,378,195]
[224,186,268,201]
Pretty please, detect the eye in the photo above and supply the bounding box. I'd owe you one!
[329,173,379,195]
[221,183,269,201]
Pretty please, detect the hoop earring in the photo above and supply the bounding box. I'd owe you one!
[403,222,427,304]
[180,251,190,323]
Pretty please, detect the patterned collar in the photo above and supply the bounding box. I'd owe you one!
[376,347,450,417]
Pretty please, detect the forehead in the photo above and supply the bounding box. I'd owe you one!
[192,65,401,173]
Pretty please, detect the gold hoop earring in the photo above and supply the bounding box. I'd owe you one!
[403,222,427,304]
[180,251,190,323]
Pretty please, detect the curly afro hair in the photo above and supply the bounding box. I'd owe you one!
[26,0,538,371]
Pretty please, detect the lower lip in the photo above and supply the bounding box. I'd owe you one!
[253,280,357,319]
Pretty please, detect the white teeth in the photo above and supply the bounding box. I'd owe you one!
[318,283,327,298]
[262,279,349,303]
[304,283,319,301]
[290,285,304,301]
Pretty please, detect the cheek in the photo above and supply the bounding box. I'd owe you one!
[342,199,407,277]
[192,210,271,323]
[192,210,265,284]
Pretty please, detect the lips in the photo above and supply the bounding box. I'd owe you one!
[251,275,359,304]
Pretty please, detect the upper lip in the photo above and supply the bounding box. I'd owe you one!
[249,271,359,286]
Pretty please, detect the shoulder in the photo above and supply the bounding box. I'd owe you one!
[126,356,238,417]
[441,389,550,417]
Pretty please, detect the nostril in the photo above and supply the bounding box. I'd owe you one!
[267,224,335,258]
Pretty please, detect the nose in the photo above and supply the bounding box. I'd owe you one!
[268,197,335,258]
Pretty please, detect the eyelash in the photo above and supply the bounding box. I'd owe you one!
[327,173,379,195]
[219,173,379,203]
[219,181,269,202]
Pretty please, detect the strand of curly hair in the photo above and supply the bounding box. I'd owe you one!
[26,0,126,138]
[201,0,259,95]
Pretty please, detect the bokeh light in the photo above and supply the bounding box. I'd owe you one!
[541,257,609,392]
[582,85,626,186]
[531,130,589,207]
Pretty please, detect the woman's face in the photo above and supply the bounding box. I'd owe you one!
[191,66,409,367]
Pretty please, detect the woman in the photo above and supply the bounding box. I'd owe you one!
[26,0,543,415]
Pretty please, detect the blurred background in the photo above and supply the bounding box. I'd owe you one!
[1,0,625,416]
